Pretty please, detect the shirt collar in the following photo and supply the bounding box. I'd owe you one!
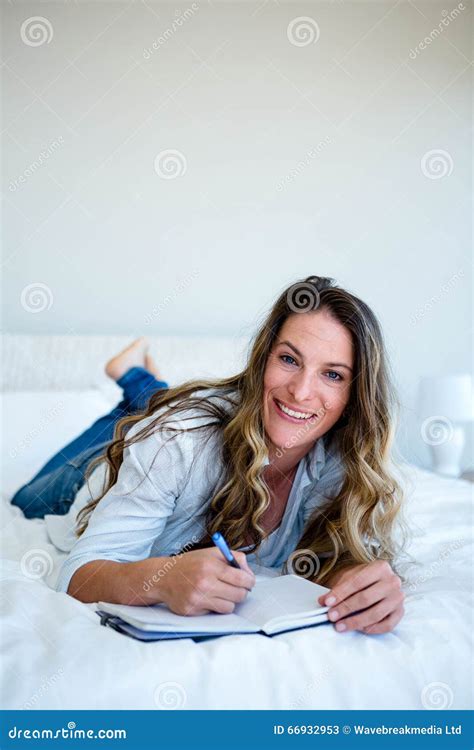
[263,436,327,483]
[305,435,327,482]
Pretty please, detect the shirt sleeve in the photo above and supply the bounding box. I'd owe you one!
[55,420,200,594]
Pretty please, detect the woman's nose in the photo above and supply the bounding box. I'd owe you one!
[287,371,318,403]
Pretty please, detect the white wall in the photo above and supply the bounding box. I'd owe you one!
[2,0,472,469]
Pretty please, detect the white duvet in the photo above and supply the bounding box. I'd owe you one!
[1,461,472,710]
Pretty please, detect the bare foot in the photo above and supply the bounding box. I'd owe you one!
[105,337,149,381]
[144,353,163,381]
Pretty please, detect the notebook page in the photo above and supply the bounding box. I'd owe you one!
[235,574,329,630]
[99,617,243,641]
[97,600,257,634]
[96,572,281,633]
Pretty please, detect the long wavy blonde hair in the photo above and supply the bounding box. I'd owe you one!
[76,275,407,586]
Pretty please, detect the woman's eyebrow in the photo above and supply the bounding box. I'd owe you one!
[327,362,353,372]
[277,340,353,372]
[277,340,303,357]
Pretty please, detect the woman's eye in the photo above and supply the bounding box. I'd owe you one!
[326,371,342,381]
[279,354,297,366]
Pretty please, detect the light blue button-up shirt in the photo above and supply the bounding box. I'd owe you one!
[55,390,345,594]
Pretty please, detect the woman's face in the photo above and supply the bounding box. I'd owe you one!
[263,310,354,460]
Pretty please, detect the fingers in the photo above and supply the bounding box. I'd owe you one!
[208,597,242,615]
[209,550,256,610]
[317,560,405,634]
[361,605,405,635]
[202,578,250,605]
[217,550,256,589]
[195,580,250,615]
[189,596,243,616]
[192,562,254,595]
[333,589,404,633]
[191,556,254,613]
[327,578,400,624]
[324,560,392,607]
[183,576,250,615]
[219,564,256,591]
[168,547,256,616]
[207,548,255,583]
[198,548,255,586]
[233,550,254,574]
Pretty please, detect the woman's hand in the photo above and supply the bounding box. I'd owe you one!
[317,560,405,635]
[159,547,256,616]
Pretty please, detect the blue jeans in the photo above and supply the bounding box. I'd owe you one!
[10,367,169,519]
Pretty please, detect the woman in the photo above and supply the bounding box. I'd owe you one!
[13,275,406,635]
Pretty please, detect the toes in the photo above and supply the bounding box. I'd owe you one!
[105,337,149,380]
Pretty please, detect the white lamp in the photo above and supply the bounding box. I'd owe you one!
[418,374,474,477]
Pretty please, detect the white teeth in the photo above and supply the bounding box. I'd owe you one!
[276,400,315,420]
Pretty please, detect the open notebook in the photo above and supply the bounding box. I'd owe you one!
[96,574,331,641]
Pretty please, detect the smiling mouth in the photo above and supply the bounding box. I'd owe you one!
[274,398,318,422]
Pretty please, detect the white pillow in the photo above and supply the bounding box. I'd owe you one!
[1,389,114,500]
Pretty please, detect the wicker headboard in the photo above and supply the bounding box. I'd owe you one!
[2,334,250,393]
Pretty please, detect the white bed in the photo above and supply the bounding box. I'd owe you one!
[1,335,472,710]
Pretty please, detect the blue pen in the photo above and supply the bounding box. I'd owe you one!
[211,532,241,569]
